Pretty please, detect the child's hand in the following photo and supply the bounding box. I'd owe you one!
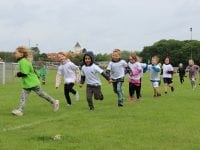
[109,79,113,84]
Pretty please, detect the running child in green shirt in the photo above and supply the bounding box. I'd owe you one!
[11,46,59,116]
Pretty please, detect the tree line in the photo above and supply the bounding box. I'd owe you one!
[1,39,200,66]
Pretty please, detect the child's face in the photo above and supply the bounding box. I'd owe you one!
[58,54,66,63]
[179,63,183,68]
[129,56,136,63]
[14,50,23,59]
[85,55,92,65]
[165,58,169,64]
[112,52,120,61]
[189,60,194,65]
[151,58,158,65]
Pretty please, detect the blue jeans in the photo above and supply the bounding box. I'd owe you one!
[112,81,123,105]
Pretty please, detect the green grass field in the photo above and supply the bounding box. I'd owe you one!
[1,70,200,150]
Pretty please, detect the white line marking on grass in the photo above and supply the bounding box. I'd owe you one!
[2,115,66,132]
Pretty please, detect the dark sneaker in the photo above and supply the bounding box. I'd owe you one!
[99,94,104,100]
[171,87,174,92]
[89,107,94,111]
[118,103,123,107]
[157,93,161,97]
[154,93,161,97]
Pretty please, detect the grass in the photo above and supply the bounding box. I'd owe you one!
[1,70,200,150]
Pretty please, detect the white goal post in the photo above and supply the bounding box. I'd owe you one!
[0,62,19,84]
[0,62,5,84]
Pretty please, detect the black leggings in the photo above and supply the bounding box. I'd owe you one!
[129,82,141,99]
[64,83,76,105]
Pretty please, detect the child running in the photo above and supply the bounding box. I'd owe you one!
[161,57,175,94]
[80,51,109,111]
[127,54,143,101]
[56,52,80,106]
[147,55,161,97]
[106,49,127,107]
[186,59,199,89]
[12,46,59,116]
[39,62,47,85]
[177,63,186,84]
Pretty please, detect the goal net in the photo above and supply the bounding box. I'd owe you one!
[0,62,19,84]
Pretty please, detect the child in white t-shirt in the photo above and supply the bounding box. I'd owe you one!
[80,51,109,111]
[56,52,80,106]
[161,57,175,94]
[106,49,127,107]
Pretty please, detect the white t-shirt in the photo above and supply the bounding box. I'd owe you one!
[57,60,79,84]
[147,64,161,81]
[107,60,127,79]
[162,64,174,78]
[81,64,103,85]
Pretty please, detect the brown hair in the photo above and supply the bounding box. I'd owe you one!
[152,55,159,62]
[130,53,138,61]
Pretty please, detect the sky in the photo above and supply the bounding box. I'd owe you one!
[0,0,200,54]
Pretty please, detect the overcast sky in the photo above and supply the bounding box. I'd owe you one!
[0,0,200,53]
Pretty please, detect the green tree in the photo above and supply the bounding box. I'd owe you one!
[139,39,200,66]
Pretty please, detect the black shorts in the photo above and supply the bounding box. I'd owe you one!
[163,78,172,84]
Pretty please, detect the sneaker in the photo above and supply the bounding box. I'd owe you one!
[99,94,104,100]
[89,107,94,111]
[75,92,79,101]
[128,96,133,102]
[53,100,59,112]
[153,93,161,97]
[157,93,161,97]
[11,109,23,116]
[171,87,174,92]
[118,103,123,107]
[136,98,140,102]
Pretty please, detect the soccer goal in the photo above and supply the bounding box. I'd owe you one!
[0,62,19,84]
[0,62,5,84]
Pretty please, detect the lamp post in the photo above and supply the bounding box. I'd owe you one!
[190,27,192,59]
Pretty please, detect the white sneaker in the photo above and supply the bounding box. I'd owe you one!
[11,109,23,116]
[53,100,59,112]
[75,92,79,101]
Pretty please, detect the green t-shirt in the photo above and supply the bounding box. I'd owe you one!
[18,58,40,88]
[39,66,47,77]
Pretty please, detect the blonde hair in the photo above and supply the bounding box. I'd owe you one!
[113,49,121,55]
[58,52,68,57]
[188,59,194,65]
[16,46,30,58]
[112,49,121,58]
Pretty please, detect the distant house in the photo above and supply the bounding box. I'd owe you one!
[74,42,82,54]
[46,42,84,61]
